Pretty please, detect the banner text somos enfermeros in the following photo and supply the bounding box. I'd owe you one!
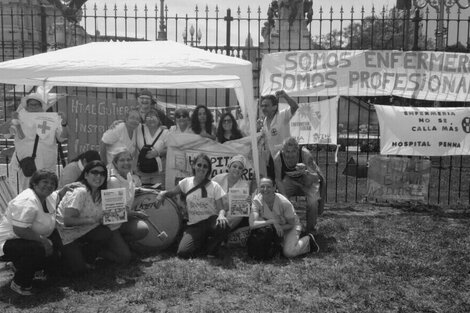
[260,50,470,101]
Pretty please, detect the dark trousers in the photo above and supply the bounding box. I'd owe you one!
[2,229,63,287]
[61,225,112,274]
[177,215,231,259]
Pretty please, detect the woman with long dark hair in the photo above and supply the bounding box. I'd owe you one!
[216,112,243,143]
[156,153,229,258]
[56,160,112,274]
[190,105,216,140]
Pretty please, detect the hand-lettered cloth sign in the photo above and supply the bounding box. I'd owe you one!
[19,112,61,141]
[260,50,470,102]
[280,96,338,145]
[375,105,470,156]
[61,96,249,160]
[367,155,430,202]
[165,134,255,189]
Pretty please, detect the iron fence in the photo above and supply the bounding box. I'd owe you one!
[1,1,470,205]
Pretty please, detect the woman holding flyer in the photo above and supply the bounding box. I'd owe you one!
[56,161,112,274]
[156,153,229,258]
[212,155,254,230]
[106,148,149,264]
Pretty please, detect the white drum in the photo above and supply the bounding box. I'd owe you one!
[131,191,183,251]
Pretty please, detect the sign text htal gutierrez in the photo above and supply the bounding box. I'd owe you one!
[260,50,470,101]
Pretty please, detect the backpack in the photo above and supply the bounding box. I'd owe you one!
[247,225,281,260]
[137,126,163,173]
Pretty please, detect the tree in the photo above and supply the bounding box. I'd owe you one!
[312,7,435,50]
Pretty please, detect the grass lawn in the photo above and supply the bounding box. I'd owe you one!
[1,204,469,313]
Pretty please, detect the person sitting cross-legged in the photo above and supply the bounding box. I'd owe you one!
[273,137,325,234]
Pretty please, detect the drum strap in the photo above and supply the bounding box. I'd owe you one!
[183,178,210,201]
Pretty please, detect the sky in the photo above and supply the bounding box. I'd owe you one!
[82,0,396,44]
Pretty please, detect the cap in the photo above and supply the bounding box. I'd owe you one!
[138,89,153,98]
[228,154,247,169]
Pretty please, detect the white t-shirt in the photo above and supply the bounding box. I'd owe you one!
[212,172,250,214]
[0,188,57,256]
[101,122,137,163]
[262,108,293,158]
[56,187,103,245]
[136,125,168,154]
[251,192,301,231]
[178,177,225,225]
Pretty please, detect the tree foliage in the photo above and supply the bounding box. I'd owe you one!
[312,7,435,50]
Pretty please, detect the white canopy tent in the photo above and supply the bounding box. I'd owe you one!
[0,40,259,181]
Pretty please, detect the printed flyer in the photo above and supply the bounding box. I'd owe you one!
[228,186,250,217]
[101,188,127,225]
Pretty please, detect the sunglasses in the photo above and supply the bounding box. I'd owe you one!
[195,163,209,169]
[175,114,189,119]
[89,169,106,177]
[222,119,232,124]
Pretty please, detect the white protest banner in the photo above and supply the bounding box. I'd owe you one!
[165,134,254,189]
[286,97,338,145]
[19,112,61,142]
[375,105,470,156]
[260,50,470,101]
[367,156,431,202]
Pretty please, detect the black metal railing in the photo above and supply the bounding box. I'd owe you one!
[1,2,469,205]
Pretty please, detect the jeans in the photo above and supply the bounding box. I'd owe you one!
[282,172,322,232]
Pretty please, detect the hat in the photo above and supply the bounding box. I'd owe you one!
[18,94,47,111]
[228,154,247,169]
[138,89,153,98]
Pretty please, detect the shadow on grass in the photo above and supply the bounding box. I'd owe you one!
[0,278,66,308]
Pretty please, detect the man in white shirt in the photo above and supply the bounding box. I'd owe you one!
[259,90,299,180]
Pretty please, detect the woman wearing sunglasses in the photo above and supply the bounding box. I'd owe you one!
[156,153,229,258]
[216,112,244,144]
[169,108,193,134]
[56,160,112,274]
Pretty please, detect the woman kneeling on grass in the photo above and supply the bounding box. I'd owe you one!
[0,170,62,296]
[249,177,319,259]
[106,148,149,264]
[156,153,230,258]
[56,161,113,274]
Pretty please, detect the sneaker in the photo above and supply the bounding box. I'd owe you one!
[308,233,320,253]
[10,280,33,296]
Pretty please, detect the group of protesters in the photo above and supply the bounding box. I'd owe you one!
[0,88,325,296]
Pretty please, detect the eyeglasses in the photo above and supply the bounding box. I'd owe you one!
[175,114,189,119]
[195,163,209,169]
[222,119,232,124]
[89,169,106,177]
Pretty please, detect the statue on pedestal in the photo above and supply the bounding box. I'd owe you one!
[261,0,315,50]
[46,0,87,22]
